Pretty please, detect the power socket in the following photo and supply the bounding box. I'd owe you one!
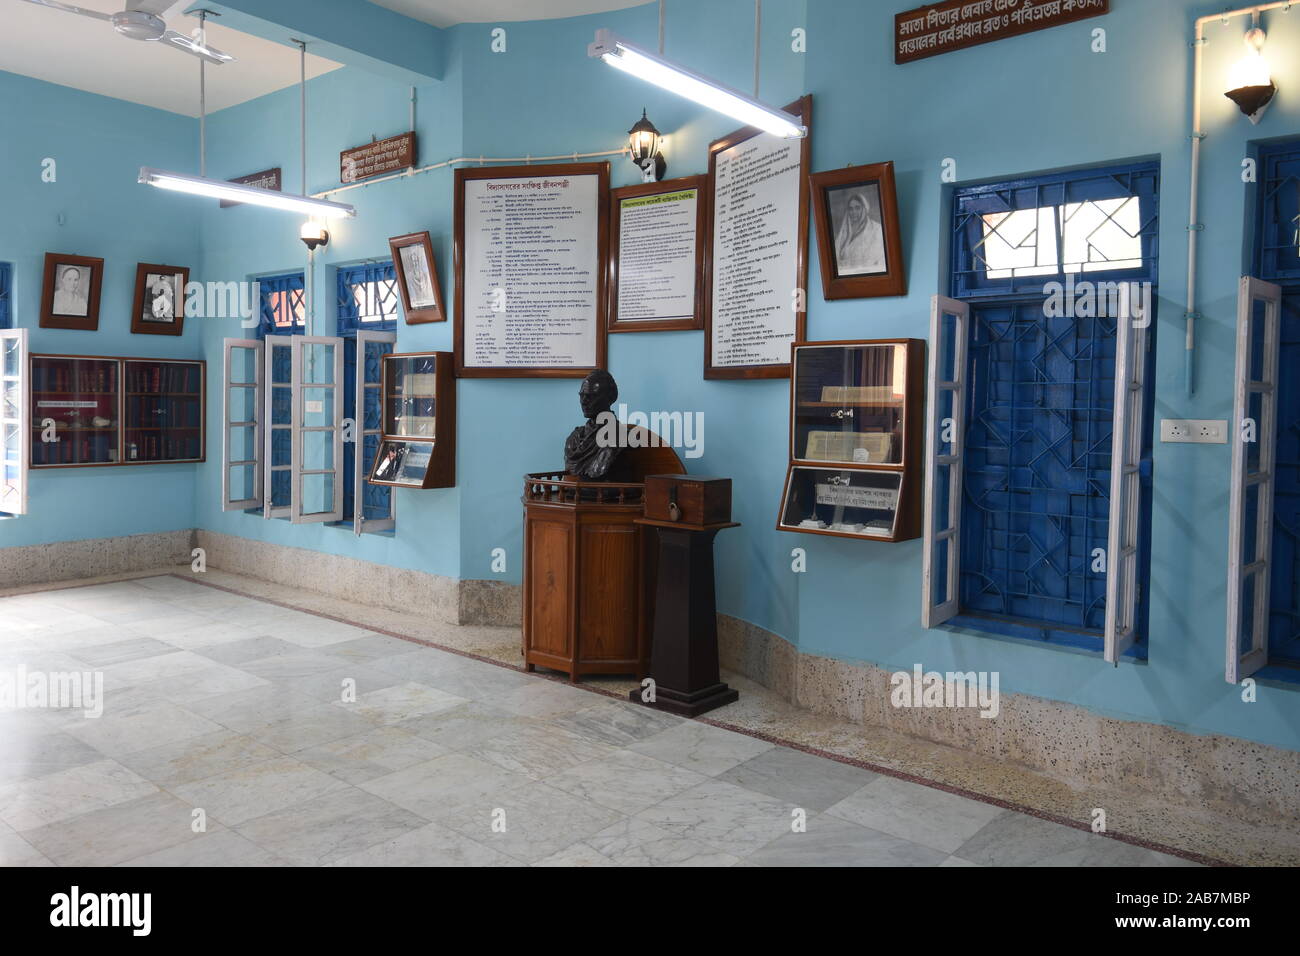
[1160,419,1227,444]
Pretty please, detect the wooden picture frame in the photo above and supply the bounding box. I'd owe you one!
[704,95,812,380]
[607,175,707,333]
[39,253,104,331]
[388,231,446,325]
[810,162,907,300]
[454,162,610,378]
[130,263,189,336]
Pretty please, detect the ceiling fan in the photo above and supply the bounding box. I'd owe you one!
[20,0,235,64]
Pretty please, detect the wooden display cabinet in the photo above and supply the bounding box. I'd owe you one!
[777,339,925,542]
[30,354,205,468]
[367,351,455,489]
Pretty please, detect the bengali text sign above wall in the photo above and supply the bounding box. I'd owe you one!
[340,132,417,184]
[895,0,1109,64]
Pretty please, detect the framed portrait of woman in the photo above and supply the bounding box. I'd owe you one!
[388,231,446,324]
[39,253,104,330]
[130,263,190,336]
[810,162,906,300]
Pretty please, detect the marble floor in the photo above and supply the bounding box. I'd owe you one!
[0,575,1199,867]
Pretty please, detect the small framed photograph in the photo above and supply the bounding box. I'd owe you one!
[39,253,104,330]
[130,263,189,336]
[388,231,445,324]
[810,162,906,300]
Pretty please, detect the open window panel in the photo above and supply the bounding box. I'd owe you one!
[353,330,395,534]
[0,329,29,517]
[291,336,344,524]
[1226,277,1282,683]
[263,336,293,519]
[222,339,262,511]
[1104,284,1149,664]
[921,296,968,628]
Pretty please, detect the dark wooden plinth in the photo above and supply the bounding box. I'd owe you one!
[630,520,740,717]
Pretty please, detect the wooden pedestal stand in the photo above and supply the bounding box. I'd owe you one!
[520,433,684,683]
[631,518,740,717]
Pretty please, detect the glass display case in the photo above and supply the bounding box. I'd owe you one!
[123,360,204,463]
[778,339,924,542]
[368,351,455,489]
[30,355,205,468]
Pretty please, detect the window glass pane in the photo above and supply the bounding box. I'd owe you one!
[299,472,335,515]
[302,387,334,427]
[979,207,1058,279]
[228,425,256,462]
[227,386,257,423]
[228,464,256,501]
[1062,197,1143,273]
[301,429,336,470]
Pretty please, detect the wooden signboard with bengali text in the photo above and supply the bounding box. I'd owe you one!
[894,0,1109,64]
[340,132,417,184]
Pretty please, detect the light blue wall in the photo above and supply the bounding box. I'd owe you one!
[0,70,200,548]
[192,60,466,577]
[4,0,1299,752]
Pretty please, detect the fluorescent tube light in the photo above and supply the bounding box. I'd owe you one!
[588,29,805,139]
[138,167,356,219]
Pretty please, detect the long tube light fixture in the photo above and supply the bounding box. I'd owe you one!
[587,28,806,139]
[138,167,356,218]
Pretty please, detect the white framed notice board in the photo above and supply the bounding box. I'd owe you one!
[453,162,611,378]
[704,95,812,380]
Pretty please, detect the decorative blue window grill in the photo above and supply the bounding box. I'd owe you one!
[257,272,305,339]
[1254,140,1300,287]
[0,263,11,329]
[949,161,1159,650]
[337,262,399,334]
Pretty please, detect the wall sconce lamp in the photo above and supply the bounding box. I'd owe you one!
[628,109,667,183]
[1224,20,1277,124]
[300,221,330,251]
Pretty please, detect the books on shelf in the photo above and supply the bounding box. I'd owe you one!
[819,385,903,403]
[804,430,892,463]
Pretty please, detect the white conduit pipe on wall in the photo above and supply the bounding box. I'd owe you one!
[1187,1,1292,396]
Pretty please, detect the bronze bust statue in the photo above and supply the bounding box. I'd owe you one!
[564,369,623,480]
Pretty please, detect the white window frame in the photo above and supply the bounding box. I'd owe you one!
[290,335,344,524]
[221,338,262,511]
[1104,285,1149,664]
[353,330,396,535]
[1226,276,1282,683]
[922,295,969,628]
[263,335,294,520]
[1,328,29,516]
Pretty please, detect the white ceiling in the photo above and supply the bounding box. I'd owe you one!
[368,0,646,27]
[0,0,341,116]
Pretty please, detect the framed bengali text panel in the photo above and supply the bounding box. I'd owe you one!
[895,0,1110,64]
[454,163,611,378]
[704,95,812,380]
[608,175,707,333]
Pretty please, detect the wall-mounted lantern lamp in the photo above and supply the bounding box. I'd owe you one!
[300,220,330,251]
[628,109,667,183]
[1224,20,1277,124]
